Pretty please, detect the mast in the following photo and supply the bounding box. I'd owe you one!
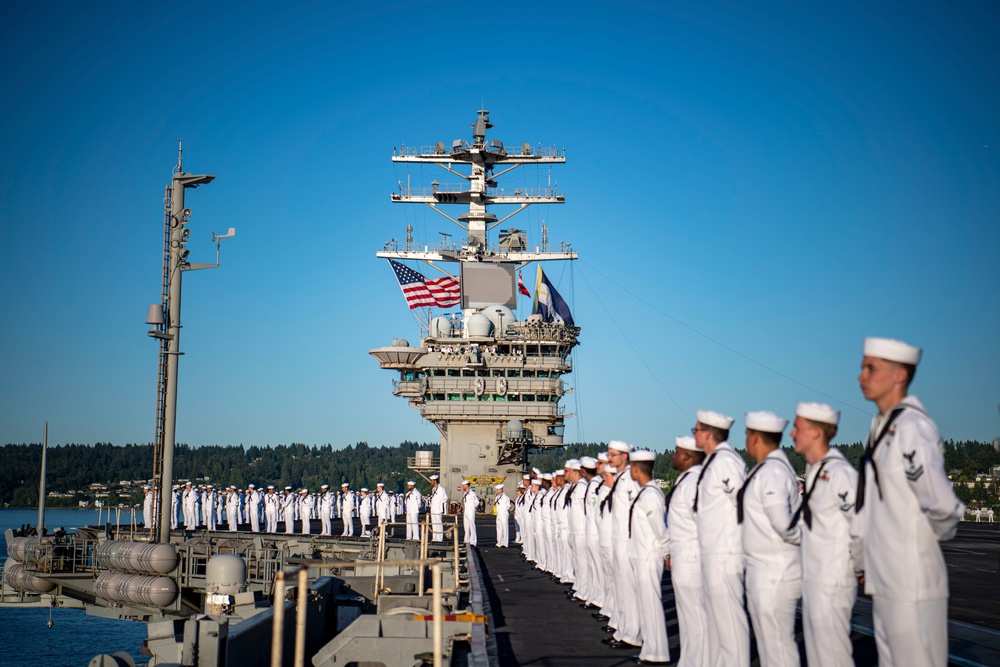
[372,110,579,499]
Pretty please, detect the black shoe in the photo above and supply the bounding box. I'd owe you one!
[592,612,609,620]
[609,640,639,650]
[633,660,670,665]
[600,637,615,645]
[601,625,615,633]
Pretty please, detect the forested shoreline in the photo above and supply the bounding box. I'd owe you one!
[2,439,997,508]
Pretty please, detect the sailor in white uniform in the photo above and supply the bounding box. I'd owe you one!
[514,478,528,544]
[227,486,240,531]
[856,337,965,667]
[404,481,422,541]
[246,484,261,532]
[494,483,512,547]
[666,436,708,667]
[359,488,372,537]
[204,485,218,531]
[739,411,801,667]
[281,487,296,534]
[319,484,334,535]
[628,449,671,665]
[142,486,154,529]
[595,461,616,626]
[791,402,861,667]
[264,485,279,532]
[299,488,313,535]
[182,482,198,530]
[605,440,641,650]
[428,475,447,541]
[693,409,749,667]
[462,480,479,546]
[564,459,590,600]
[171,485,180,530]
[340,483,355,536]
[374,483,390,535]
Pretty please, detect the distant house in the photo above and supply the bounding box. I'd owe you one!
[78,500,90,508]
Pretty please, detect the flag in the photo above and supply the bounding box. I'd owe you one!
[388,259,461,309]
[517,271,531,298]
[532,265,574,326]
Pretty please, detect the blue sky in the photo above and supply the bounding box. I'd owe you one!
[2,0,998,453]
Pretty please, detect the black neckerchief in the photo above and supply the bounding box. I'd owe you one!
[600,469,629,514]
[665,470,692,518]
[692,451,718,512]
[736,459,768,524]
[628,484,652,538]
[855,406,906,512]
[789,457,832,530]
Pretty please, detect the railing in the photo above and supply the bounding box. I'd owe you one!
[394,143,563,159]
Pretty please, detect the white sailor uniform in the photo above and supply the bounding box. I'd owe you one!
[629,480,671,663]
[667,465,708,667]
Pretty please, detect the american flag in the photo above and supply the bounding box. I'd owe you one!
[388,259,461,309]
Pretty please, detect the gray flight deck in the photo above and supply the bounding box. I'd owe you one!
[470,517,1000,667]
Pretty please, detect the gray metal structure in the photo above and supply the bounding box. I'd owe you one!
[371,111,580,501]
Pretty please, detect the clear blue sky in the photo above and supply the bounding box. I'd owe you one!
[2,1,998,453]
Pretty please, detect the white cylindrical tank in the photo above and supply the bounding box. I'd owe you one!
[205,554,247,595]
[483,305,516,335]
[429,317,453,338]
[505,419,523,440]
[95,541,179,574]
[414,450,434,467]
[94,572,178,607]
[3,558,56,593]
[6,537,44,564]
[466,313,493,337]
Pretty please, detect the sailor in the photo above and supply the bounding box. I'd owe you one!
[299,488,312,535]
[693,409,749,667]
[462,480,479,546]
[340,483,355,536]
[215,486,224,526]
[524,477,544,563]
[579,456,603,610]
[551,469,570,581]
[666,436,708,667]
[605,440,641,650]
[374,482,390,535]
[628,449,671,665]
[405,481,422,541]
[281,486,296,534]
[359,488,373,537]
[535,473,554,571]
[564,459,589,600]
[246,484,261,532]
[428,475,447,541]
[171,485,180,530]
[204,485,218,531]
[227,485,241,531]
[494,483,512,547]
[856,337,965,667]
[142,485,154,529]
[790,402,860,667]
[317,485,333,535]
[740,411,801,667]
[595,460,616,626]
[514,473,531,544]
[263,485,278,532]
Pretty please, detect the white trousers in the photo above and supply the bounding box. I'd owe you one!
[342,513,354,536]
[632,556,670,663]
[701,553,749,667]
[496,514,509,547]
[746,565,801,667]
[431,512,443,541]
[406,511,420,540]
[321,512,332,535]
[249,506,260,532]
[612,543,641,645]
[265,509,277,533]
[599,543,615,621]
[802,581,855,667]
[571,533,588,598]
[463,512,477,545]
[670,550,708,667]
[873,596,948,667]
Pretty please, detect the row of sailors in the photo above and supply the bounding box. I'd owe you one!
[152,479,449,539]
[513,338,964,667]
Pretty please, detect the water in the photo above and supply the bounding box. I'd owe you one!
[1,508,150,667]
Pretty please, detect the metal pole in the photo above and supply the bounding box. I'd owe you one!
[294,567,308,667]
[432,563,442,667]
[36,422,48,536]
[271,571,286,667]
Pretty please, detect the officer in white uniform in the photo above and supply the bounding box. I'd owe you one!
[428,475,448,541]
[494,483,512,547]
[856,337,965,667]
[666,436,708,667]
[739,411,801,667]
[628,448,671,665]
[693,409,749,667]
[264,485,279,532]
[340,483,355,536]
[318,484,334,535]
[405,481,423,541]
[791,402,861,667]
[462,480,479,546]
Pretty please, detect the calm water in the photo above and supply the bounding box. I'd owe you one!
[1,508,149,667]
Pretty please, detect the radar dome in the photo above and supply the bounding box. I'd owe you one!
[429,317,453,338]
[391,338,410,347]
[505,419,523,439]
[466,313,494,337]
[483,305,516,334]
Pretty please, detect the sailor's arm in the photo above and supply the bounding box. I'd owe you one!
[899,418,965,541]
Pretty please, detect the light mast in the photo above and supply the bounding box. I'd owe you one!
[370,111,579,500]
